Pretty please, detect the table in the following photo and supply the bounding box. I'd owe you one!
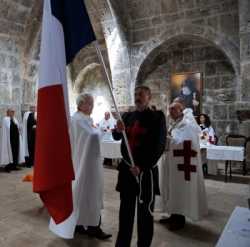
[200,144,244,161]
[216,206,250,247]
[200,144,244,177]
[100,140,122,159]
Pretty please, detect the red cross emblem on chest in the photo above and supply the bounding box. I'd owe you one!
[127,121,146,152]
[173,140,197,181]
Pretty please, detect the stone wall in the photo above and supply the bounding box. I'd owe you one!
[0,36,22,123]
[237,0,250,138]
[1,0,250,140]
[21,39,39,112]
[129,0,239,45]
[142,40,237,143]
[21,1,42,112]
[239,0,250,102]
[128,0,240,103]
[0,0,39,122]
[100,0,133,105]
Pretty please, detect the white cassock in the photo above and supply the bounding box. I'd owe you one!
[98,118,115,141]
[49,111,104,239]
[0,117,25,166]
[22,111,31,157]
[160,117,208,221]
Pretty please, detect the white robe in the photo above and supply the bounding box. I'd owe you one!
[200,125,216,143]
[49,111,104,239]
[160,117,208,221]
[183,108,201,134]
[98,118,115,141]
[22,111,31,157]
[0,117,25,166]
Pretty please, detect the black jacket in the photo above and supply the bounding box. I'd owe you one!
[27,113,36,147]
[113,108,166,196]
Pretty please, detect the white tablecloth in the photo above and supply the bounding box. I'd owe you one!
[202,145,244,161]
[100,140,122,159]
[200,144,245,175]
[216,207,250,247]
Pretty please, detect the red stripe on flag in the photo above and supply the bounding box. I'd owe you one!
[33,84,75,224]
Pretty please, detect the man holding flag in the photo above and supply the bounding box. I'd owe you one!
[113,86,166,247]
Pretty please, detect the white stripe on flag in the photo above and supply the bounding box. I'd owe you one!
[39,0,70,116]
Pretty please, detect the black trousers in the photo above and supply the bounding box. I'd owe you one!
[10,128,19,168]
[115,190,155,247]
[10,141,19,166]
[27,129,36,167]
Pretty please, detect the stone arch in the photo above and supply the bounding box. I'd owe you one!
[72,63,114,122]
[74,63,104,93]
[22,0,43,66]
[20,0,43,111]
[134,24,240,87]
[132,24,240,143]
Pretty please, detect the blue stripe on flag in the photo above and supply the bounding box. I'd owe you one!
[51,0,96,64]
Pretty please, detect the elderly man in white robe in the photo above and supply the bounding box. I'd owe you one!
[0,109,25,172]
[159,102,208,230]
[98,111,116,166]
[98,111,115,141]
[173,96,201,134]
[49,93,111,240]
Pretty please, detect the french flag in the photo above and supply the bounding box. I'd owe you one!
[33,0,96,227]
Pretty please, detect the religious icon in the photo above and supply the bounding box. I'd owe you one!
[170,72,202,116]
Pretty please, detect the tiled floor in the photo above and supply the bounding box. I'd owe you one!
[0,167,249,247]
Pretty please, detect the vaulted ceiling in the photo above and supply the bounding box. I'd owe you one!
[0,0,110,55]
[0,0,37,37]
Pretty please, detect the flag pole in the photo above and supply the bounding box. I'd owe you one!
[94,41,136,169]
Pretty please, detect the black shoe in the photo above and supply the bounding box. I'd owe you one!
[4,165,11,173]
[105,163,112,166]
[159,217,172,224]
[75,225,88,235]
[12,167,21,171]
[168,221,185,231]
[167,215,185,231]
[87,227,112,240]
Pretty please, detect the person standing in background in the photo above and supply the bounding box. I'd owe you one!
[23,106,37,167]
[0,109,25,172]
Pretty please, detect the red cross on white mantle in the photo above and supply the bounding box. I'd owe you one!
[173,140,197,181]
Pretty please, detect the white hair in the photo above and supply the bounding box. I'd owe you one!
[76,93,93,108]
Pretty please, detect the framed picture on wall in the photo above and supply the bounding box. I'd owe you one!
[170,72,202,116]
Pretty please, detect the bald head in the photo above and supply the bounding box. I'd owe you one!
[169,102,183,120]
[6,108,15,118]
[173,97,185,110]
